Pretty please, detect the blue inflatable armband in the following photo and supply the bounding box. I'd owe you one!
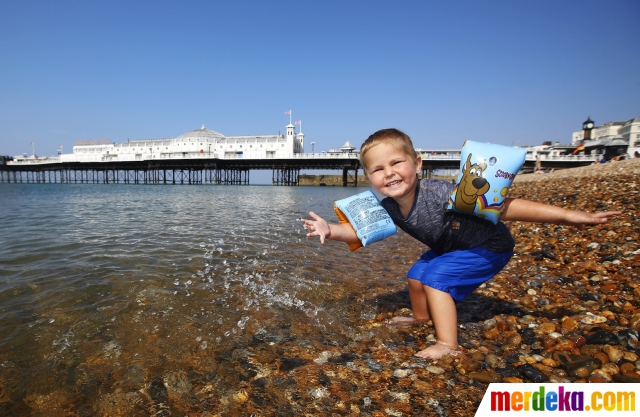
[334,191,397,251]
[446,140,526,224]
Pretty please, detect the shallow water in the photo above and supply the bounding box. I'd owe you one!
[0,183,425,415]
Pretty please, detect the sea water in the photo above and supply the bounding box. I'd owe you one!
[0,183,423,413]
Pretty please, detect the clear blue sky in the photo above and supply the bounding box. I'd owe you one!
[1,0,639,160]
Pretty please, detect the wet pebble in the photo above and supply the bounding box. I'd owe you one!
[520,364,549,382]
[468,370,502,383]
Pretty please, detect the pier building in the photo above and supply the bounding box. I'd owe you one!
[61,123,304,163]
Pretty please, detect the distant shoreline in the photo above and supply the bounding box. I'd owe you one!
[514,157,640,182]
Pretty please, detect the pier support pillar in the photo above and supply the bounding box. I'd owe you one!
[272,167,299,186]
[341,164,359,187]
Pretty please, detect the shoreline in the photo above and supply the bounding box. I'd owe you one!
[514,157,640,182]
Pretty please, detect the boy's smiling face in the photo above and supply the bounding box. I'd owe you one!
[363,142,422,206]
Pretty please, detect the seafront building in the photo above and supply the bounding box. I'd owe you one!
[571,115,640,157]
[572,115,640,146]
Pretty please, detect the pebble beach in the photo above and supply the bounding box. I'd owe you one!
[228,158,640,417]
[1,158,638,416]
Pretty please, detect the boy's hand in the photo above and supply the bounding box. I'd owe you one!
[302,212,331,244]
[563,210,622,225]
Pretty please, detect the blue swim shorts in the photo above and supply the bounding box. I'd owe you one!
[407,247,513,302]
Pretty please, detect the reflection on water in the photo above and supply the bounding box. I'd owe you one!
[0,184,424,415]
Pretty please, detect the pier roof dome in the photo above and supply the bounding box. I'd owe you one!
[176,125,225,141]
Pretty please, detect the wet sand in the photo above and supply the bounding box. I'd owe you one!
[2,158,639,416]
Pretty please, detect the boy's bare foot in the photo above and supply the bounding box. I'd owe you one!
[386,316,417,325]
[414,341,460,360]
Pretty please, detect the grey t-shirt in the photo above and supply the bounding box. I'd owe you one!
[381,179,515,255]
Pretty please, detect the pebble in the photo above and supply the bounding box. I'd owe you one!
[581,315,607,324]
[563,358,602,379]
[468,371,502,383]
[426,365,445,375]
[520,364,549,382]
[604,345,624,363]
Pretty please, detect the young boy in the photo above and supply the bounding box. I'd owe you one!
[301,128,620,360]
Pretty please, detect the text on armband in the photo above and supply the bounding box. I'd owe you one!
[495,169,516,181]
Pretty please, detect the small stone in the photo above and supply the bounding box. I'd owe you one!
[538,323,557,334]
[552,351,572,363]
[581,314,607,324]
[563,358,602,378]
[552,338,574,352]
[613,374,640,383]
[599,362,620,376]
[518,315,537,325]
[393,369,412,378]
[604,345,624,363]
[621,371,640,380]
[412,380,433,391]
[469,371,502,383]
[431,379,446,389]
[588,374,609,383]
[483,328,500,340]
[593,352,610,365]
[457,359,480,374]
[505,332,522,346]
[483,318,497,330]
[580,345,601,356]
[568,335,587,348]
[520,364,549,382]
[585,330,619,345]
[426,365,445,375]
[549,374,571,383]
[484,354,501,368]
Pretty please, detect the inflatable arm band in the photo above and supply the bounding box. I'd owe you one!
[446,140,526,224]
[334,191,397,251]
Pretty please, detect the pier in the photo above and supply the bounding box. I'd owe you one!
[0,151,598,186]
[2,122,611,186]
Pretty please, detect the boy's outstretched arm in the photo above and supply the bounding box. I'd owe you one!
[500,198,621,225]
[301,211,360,244]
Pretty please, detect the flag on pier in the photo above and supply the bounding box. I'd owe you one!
[294,120,301,124]
[573,143,585,154]
[283,110,291,115]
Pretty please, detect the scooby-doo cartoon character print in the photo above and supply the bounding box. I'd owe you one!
[447,141,526,224]
[453,153,490,214]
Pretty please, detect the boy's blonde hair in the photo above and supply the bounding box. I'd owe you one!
[359,128,419,174]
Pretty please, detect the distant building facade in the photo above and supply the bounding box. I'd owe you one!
[572,115,640,147]
[571,115,639,158]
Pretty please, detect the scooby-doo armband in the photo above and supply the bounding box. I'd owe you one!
[334,191,397,251]
[446,140,526,224]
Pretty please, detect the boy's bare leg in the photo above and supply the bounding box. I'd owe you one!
[388,279,430,324]
[415,286,459,359]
